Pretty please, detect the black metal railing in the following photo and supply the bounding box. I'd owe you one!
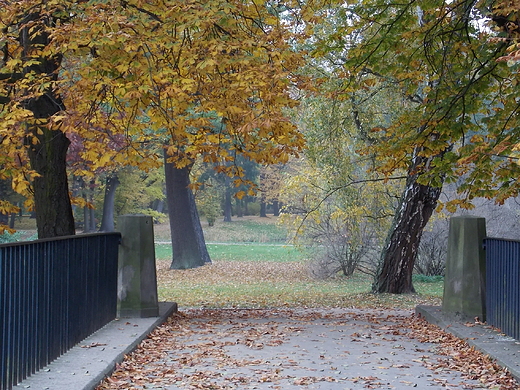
[0,232,121,390]
[483,237,520,341]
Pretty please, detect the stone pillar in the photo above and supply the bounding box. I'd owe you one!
[117,215,159,318]
[442,215,487,321]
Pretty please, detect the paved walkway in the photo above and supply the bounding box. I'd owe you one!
[13,305,520,390]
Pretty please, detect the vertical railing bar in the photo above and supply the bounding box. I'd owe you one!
[1,248,6,390]
[13,246,21,387]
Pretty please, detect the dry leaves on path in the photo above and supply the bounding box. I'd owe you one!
[96,309,519,390]
[404,315,519,389]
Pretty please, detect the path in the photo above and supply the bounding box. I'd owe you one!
[96,308,518,389]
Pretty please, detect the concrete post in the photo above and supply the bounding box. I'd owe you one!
[117,215,159,318]
[442,215,487,321]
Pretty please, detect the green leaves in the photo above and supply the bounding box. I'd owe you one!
[305,0,520,207]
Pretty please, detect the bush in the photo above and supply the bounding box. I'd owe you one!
[284,210,382,279]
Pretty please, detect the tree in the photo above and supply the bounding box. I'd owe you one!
[99,174,120,232]
[60,0,305,268]
[1,0,305,252]
[280,82,401,278]
[164,152,210,269]
[1,1,76,238]
[194,176,223,227]
[259,164,285,217]
[0,179,20,230]
[306,0,518,293]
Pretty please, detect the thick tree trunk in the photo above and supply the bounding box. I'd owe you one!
[164,151,211,269]
[27,128,75,238]
[21,11,75,239]
[373,153,443,294]
[99,175,120,232]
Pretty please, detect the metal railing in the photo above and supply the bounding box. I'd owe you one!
[0,232,121,390]
[483,237,520,341]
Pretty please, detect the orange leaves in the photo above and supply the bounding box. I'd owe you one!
[1,0,302,215]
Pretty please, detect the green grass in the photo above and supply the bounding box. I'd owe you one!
[156,243,302,262]
[201,216,288,243]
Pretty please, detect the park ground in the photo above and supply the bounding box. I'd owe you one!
[108,216,518,389]
[12,215,520,389]
[152,215,443,310]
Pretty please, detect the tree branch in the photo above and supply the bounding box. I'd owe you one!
[292,175,408,237]
[0,72,23,81]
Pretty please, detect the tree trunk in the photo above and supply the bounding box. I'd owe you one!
[164,150,211,269]
[223,180,232,222]
[0,180,10,227]
[260,201,267,217]
[152,199,164,213]
[83,206,96,233]
[236,198,243,218]
[272,200,280,217]
[9,213,16,229]
[83,206,90,232]
[27,128,75,238]
[373,153,443,294]
[0,213,7,227]
[21,11,75,239]
[99,175,120,232]
[82,179,96,233]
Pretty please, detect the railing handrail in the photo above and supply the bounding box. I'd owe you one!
[0,231,121,249]
[484,236,520,244]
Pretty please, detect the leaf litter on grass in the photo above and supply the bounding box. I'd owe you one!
[156,259,442,309]
[96,309,519,390]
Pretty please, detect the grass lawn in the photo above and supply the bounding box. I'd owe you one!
[155,216,443,310]
[156,242,301,263]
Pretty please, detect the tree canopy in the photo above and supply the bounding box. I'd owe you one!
[306,0,520,207]
[0,0,306,235]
